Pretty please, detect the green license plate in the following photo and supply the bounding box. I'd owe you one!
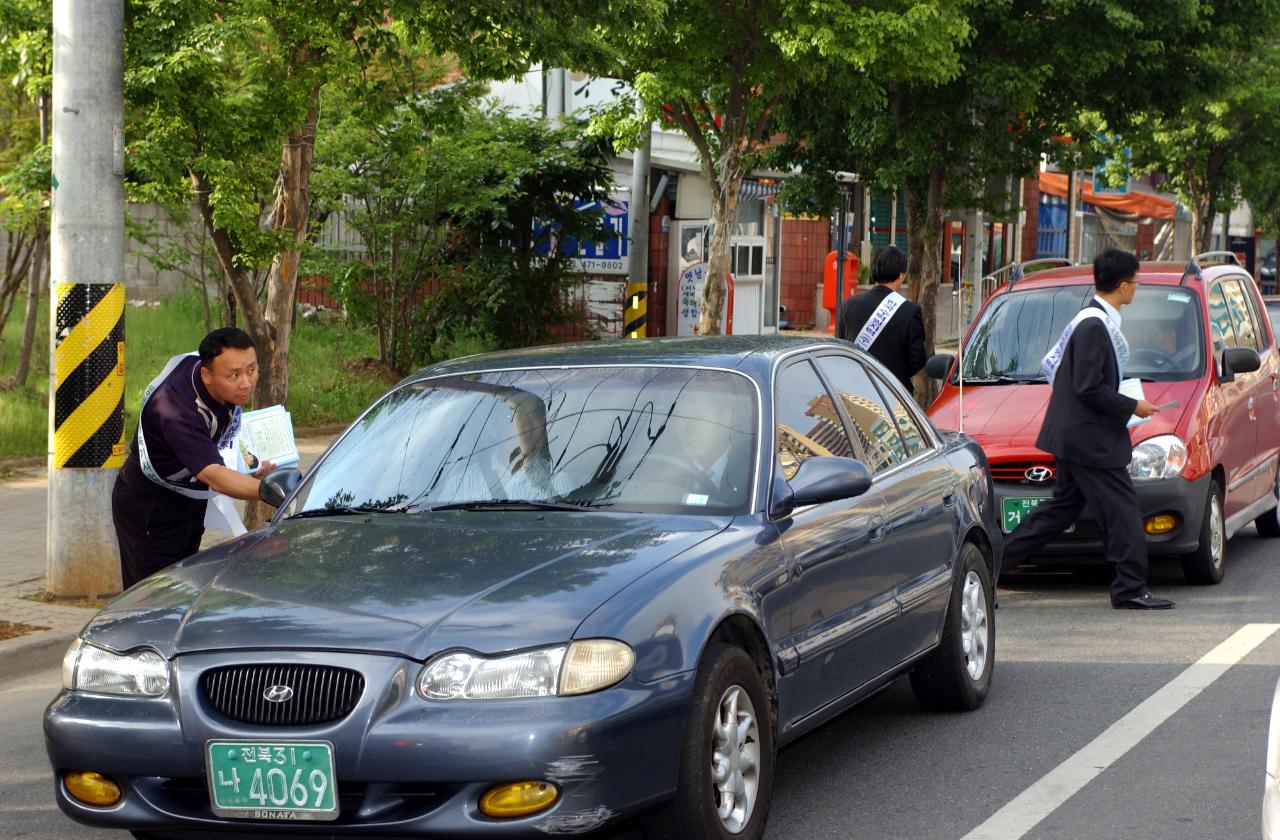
[206,741,338,821]
[1001,496,1075,534]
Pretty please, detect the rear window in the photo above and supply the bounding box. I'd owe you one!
[961,285,1204,383]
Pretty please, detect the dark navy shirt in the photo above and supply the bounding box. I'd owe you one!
[127,356,233,491]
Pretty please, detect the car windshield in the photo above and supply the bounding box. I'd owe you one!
[960,285,1205,382]
[286,366,758,517]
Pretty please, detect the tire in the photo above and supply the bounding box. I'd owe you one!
[1255,469,1280,538]
[910,543,995,712]
[1182,480,1225,584]
[641,644,774,840]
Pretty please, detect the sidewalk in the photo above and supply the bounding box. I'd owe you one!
[0,434,336,680]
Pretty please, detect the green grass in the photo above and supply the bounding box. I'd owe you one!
[0,291,396,462]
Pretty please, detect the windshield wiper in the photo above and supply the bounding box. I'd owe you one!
[422,498,593,512]
[287,505,409,520]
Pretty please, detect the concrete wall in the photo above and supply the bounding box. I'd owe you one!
[123,202,210,302]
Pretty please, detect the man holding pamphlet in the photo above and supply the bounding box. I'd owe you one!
[111,328,286,589]
[1000,249,1174,610]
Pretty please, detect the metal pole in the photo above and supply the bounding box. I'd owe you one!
[1066,170,1079,263]
[834,187,850,333]
[48,0,127,596]
[624,124,652,338]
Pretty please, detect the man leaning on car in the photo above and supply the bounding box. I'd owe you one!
[999,249,1173,610]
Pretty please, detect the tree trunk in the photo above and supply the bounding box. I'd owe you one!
[0,230,34,340]
[906,165,946,407]
[242,95,322,531]
[255,94,320,409]
[699,153,745,336]
[14,227,48,387]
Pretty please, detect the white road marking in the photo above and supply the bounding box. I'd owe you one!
[961,622,1280,840]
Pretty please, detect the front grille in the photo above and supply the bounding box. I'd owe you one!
[200,664,364,726]
[991,460,1056,484]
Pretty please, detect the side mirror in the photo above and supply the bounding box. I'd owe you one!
[772,457,872,518]
[1218,345,1259,379]
[259,467,302,507]
[926,353,956,380]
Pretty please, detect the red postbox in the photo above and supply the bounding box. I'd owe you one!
[821,251,859,332]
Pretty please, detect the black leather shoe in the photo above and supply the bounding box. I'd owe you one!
[1112,591,1175,610]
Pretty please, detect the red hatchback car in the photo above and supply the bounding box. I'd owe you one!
[926,254,1280,584]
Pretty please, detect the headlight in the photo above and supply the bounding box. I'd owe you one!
[61,638,170,697]
[1128,434,1188,481]
[417,639,634,701]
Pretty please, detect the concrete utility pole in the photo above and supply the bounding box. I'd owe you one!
[624,125,651,338]
[48,0,126,596]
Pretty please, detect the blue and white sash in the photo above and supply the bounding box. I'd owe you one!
[1041,305,1129,385]
[136,353,246,535]
[854,291,906,351]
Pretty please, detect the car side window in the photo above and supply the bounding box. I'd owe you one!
[1221,277,1264,351]
[1207,284,1239,351]
[812,355,913,473]
[774,359,853,481]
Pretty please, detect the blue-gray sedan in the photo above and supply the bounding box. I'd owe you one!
[45,336,1002,839]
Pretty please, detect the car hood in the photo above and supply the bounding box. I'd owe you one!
[81,512,728,660]
[929,380,1197,458]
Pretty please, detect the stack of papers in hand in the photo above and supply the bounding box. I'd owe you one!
[222,404,300,473]
[1119,378,1148,429]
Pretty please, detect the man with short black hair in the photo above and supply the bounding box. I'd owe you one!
[1002,248,1171,609]
[111,327,277,589]
[836,244,927,393]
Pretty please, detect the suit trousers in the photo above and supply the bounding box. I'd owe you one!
[112,457,208,590]
[1002,459,1148,603]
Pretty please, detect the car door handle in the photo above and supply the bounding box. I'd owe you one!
[869,515,888,542]
[943,484,958,507]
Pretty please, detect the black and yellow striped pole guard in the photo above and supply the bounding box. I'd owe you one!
[624,281,647,339]
[53,282,126,469]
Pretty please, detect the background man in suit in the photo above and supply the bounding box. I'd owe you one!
[836,244,927,393]
[1002,249,1170,609]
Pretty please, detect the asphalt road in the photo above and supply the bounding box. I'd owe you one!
[5,531,1279,840]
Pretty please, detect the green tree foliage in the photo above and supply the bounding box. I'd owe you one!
[0,0,50,386]
[773,0,1238,403]
[1110,29,1280,251]
[310,75,616,371]
[125,0,428,407]
[423,0,972,334]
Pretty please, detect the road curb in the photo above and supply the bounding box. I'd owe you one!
[0,628,76,681]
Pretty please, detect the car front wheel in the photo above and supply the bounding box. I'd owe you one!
[1182,480,1225,584]
[910,542,995,711]
[642,644,774,840]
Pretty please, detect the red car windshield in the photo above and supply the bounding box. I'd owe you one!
[960,285,1205,383]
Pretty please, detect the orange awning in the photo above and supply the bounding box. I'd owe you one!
[1039,172,1176,221]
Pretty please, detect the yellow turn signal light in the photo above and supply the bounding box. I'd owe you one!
[1145,514,1178,535]
[64,770,122,807]
[479,780,559,818]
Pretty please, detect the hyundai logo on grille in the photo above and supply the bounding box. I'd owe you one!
[1025,466,1054,483]
[263,685,294,703]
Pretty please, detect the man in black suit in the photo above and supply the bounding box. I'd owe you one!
[836,245,927,393]
[1003,249,1171,609]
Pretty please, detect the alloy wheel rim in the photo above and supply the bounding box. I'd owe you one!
[710,684,760,833]
[960,570,989,681]
[1210,495,1224,569]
